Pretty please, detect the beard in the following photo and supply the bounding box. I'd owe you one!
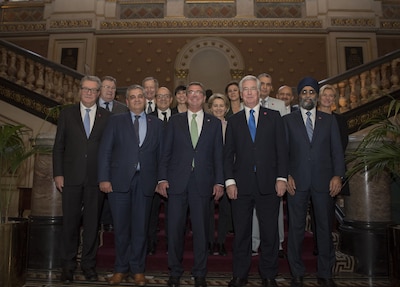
[300,97,317,110]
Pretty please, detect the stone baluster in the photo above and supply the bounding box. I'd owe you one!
[369,67,380,100]
[44,67,55,100]
[26,59,35,90]
[34,63,44,95]
[380,62,391,94]
[54,71,64,102]
[338,80,349,113]
[0,47,8,78]
[360,71,369,104]
[7,51,17,82]
[16,55,27,85]
[390,58,399,90]
[64,75,75,104]
[349,75,359,109]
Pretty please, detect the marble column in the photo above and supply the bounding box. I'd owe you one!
[28,132,62,269]
[339,134,392,276]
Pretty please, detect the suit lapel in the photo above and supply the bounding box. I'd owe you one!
[178,112,192,145]
[73,105,87,138]
[293,111,310,143]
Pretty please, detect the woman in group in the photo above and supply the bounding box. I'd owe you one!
[207,93,232,256]
[173,85,188,113]
[224,81,243,118]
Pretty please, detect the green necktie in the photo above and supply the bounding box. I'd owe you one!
[191,113,198,147]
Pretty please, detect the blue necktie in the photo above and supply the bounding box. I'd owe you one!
[83,108,90,138]
[248,109,256,142]
[134,115,140,144]
[306,111,313,142]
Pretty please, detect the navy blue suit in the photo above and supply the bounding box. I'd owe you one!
[283,109,345,279]
[158,111,224,277]
[98,112,163,274]
[224,106,288,279]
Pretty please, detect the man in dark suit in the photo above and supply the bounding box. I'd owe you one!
[157,82,224,287]
[283,77,345,287]
[98,84,163,286]
[224,75,288,287]
[98,76,129,232]
[53,75,111,283]
[147,86,177,255]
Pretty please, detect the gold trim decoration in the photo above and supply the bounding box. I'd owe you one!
[256,0,304,2]
[0,23,46,33]
[186,0,234,3]
[381,20,400,29]
[49,19,93,29]
[100,18,322,30]
[118,0,165,3]
[331,17,376,27]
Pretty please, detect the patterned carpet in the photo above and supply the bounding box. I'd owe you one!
[25,269,393,287]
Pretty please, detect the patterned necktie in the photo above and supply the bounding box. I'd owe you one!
[248,109,256,142]
[261,99,266,107]
[104,102,110,111]
[147,101,153,114]
[83,108,90,138]
[134,115,140,144]
[190,114,198,147]
[306,111,313,142]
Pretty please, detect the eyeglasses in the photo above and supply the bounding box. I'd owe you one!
[301,89,316,95]
[242,87,258,93]
[156,94,171,99]
[187,90,204,96]
[81,87,99,94]
[102,85,116,91]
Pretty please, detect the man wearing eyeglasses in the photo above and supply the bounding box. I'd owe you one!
[157,82,224,287]
[284,77,345,287]
[53,75,111,283]
[147,86,177,255]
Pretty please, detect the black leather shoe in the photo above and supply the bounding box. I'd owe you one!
[194,276,207,287]
[102,223,114,232]
[262,278,278,287]
[60,269,74,283]
[218,243,227,256]
[278,249,286,258]
[290,276,303,287]
[228,277,248,287]
[82,268,98,281]
[147,242,156,255]
[317,278,337,287]
[168,276,180,287]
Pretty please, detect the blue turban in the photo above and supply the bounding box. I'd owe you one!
[297,77,320,95]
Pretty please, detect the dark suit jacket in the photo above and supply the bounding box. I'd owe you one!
[224,107,288,193]
[111,100,129,114]
[283,110,345,192]
[53,104,111,186]
[150,108,178,122]
[98,112,163,196]
[158,111,224,196]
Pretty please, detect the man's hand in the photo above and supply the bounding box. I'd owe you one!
[54,176,64,192]
[156,181,169,198]
[276,180,287,197]
[226,184,238,200]
[329,176,342,197]
[287,175,296,196]
[99,181,113,193]
[213,184,224,201]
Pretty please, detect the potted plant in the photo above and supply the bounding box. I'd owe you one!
[0,123,39,287]
[346,97,400,284]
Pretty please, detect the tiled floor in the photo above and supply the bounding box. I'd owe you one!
[25,269,393,287]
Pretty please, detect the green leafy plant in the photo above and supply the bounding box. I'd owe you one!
[346,97,400,180]
[0,124,39,224]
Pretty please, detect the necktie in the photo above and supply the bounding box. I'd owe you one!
[306,111,313,142]
[83,108,90,138]
[248,109,256,142]
[147,101,153,114]
[191,114,198,148]
[104,102,110,111]
[134,115,140,144]
[261,99,266,107]
[162,111,167,123]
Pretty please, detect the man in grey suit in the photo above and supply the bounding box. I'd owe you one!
[98,84,163,286]
[224,75,288,287]
[283,77,345,287]
[157,82,224,287]
[53,75,111,283]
